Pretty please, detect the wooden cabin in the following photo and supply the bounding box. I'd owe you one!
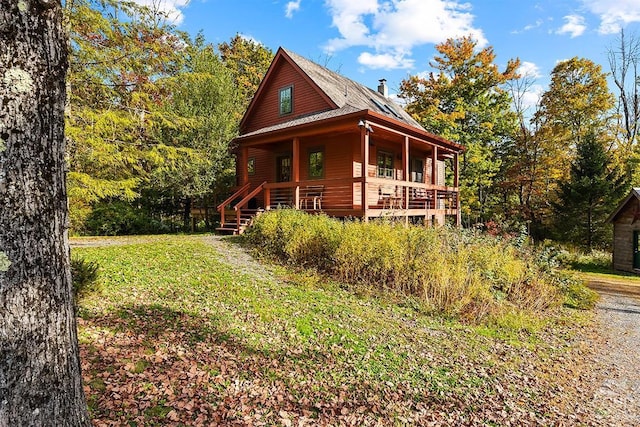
[607,188,640,273]
[217,48,464,234]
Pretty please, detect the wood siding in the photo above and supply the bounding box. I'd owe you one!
[612,199,640,272]
[242,59,333,134]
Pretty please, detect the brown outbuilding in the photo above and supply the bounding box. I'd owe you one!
[607,187,640,273]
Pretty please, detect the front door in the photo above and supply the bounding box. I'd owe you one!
[634,230,640,269]
[276,155,291,182]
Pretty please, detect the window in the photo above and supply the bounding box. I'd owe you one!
[247,157,255,176]
[308,148,324,179]
[279,86,293,115]
[377,151,394,179]
[411,158,424,183]
[276,155,291,182]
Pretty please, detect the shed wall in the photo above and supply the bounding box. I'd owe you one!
[612,201,640,273]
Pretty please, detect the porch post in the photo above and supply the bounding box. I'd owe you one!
[454,152,460,226]
[453,152,459,188]
[403,136,410,225]
[360,126,369,222]
[431,146,438,185]
[241,146,249,185]
[293,137,300,208]
[432,146,438,213]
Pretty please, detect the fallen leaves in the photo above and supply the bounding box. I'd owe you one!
[76,237,605,426]
[80,304,601,426]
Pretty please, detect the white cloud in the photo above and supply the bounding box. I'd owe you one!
[128,0,189,24]
[511,19,544,34]
[358,51,414,69]
[285,0,302,18]
[323,0,486,70]
[581,0,640,34]
[517,61,542,79]
[556,14,587,38]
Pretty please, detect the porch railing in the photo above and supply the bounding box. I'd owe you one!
[263,177,459,220]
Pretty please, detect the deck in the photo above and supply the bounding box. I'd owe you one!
[217,178,459,233]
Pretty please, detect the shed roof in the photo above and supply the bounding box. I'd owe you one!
[607,187,640,223]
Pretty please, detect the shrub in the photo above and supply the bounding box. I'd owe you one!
[247,211,584,323]
[84,200,170,236]
[71,257,100,298]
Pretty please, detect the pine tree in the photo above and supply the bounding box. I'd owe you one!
[554,132,627,249]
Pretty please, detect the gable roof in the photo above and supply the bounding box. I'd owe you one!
[238,47,425,136]
[607,187,640,223]
[281,49,424,130]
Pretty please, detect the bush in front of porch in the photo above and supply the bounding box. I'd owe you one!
[245,209,593,325]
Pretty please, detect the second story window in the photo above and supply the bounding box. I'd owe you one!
[279,86,293,115]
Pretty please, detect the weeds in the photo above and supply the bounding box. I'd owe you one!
[246,210,595,324]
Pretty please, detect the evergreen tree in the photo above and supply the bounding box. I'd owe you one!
[554,131,626,249]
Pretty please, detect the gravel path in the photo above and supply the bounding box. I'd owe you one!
[200,234,278,283]
[589,287,640,426]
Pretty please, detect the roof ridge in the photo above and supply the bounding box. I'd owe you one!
[280,47,424,131]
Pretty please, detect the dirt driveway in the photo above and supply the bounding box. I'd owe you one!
[586,277,640,426]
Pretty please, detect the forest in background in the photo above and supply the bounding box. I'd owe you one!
[66,0,640,250]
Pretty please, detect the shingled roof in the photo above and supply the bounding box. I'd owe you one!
[281,48,424,130]
[238,47,427,139]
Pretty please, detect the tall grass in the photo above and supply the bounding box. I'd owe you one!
[246,210,589,323]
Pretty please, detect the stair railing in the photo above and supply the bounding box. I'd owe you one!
[217,182,251,227]
[233,181,267,231]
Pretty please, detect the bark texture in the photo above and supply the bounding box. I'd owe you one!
[0,1,90,425]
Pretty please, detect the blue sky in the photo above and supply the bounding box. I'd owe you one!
[139,0,640,110]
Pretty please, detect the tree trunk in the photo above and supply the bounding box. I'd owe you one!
[0,1,90,425]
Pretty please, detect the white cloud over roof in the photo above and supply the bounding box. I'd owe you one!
[581,0,640,34]
[322,0,486,71]
[556,14,587,38]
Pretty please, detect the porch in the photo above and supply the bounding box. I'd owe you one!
[217,177,459,233]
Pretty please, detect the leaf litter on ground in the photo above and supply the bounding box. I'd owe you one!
[74,235,604,426]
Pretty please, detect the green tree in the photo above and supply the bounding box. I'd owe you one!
[498,72,570,239]
[150,34,241,228]
[531,57,616,237]
[554,131,626,249]
[64,0,187,231]
[534,57,615,177]
[399,36,520,224]
[218,34,274,109]
[65,2,244,233]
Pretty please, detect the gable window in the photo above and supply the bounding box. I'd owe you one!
[247,157,255,176]
[279,86,293,115]
[308,148,324,179]
[377,151,394,179]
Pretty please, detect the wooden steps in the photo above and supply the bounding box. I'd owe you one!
[216,210,262,235]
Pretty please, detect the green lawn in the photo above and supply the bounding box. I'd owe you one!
[74,234,600,426]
